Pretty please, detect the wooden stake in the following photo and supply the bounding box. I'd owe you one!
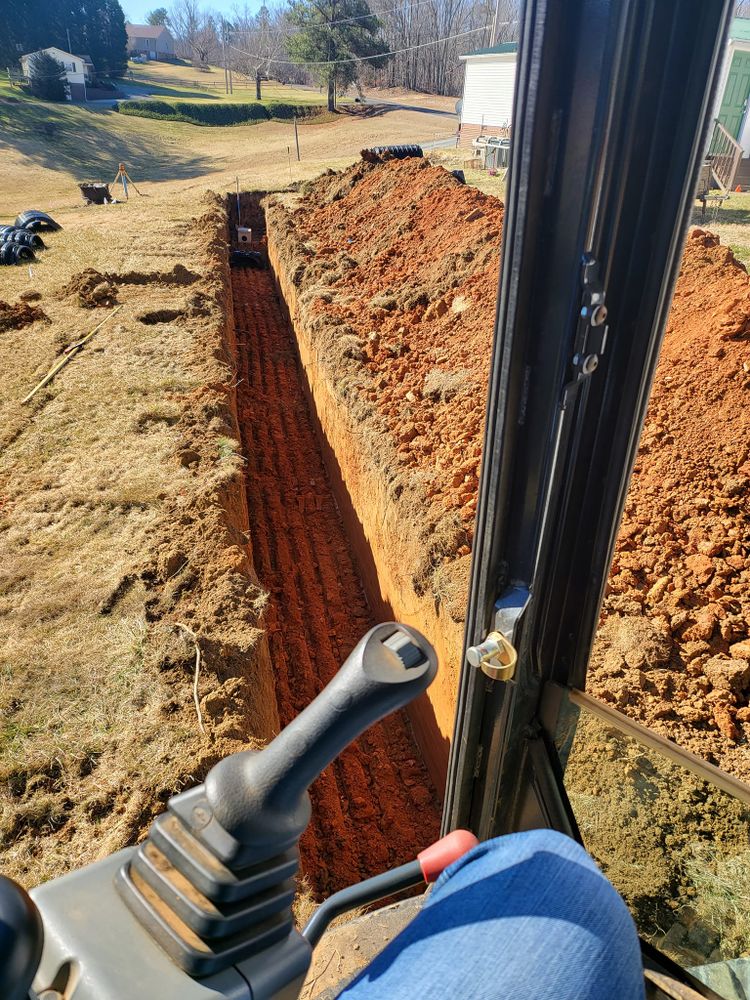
[22,304,123,403]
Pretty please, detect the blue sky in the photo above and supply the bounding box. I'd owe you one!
[122,1,264,24]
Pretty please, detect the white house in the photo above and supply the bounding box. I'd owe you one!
[457,42,517,149]
[20,46,93,101]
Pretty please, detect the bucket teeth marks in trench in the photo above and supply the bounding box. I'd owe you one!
[231,265,440,896]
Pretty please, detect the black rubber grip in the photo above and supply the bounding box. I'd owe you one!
[203,623,437,855]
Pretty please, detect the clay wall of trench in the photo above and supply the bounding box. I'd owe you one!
[266,223,464,789]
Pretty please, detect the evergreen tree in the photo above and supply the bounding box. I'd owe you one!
[28,50,66,100]
[147,7,169,25]
[286,0,389,111]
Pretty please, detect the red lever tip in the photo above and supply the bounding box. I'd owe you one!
[417,829,480,883]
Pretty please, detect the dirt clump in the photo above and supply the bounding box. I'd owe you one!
[115,263,200,287]
[588,229,750,778]
[0,299,48,333]
[62,264,199,310]
[61,268,118,308]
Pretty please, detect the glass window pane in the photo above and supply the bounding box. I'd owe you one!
[562,705,750,1000]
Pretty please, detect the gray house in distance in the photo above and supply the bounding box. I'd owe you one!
[125,24,176,60]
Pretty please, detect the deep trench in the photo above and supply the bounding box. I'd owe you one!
[231,213,441,899]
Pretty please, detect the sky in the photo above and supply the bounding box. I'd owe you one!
[122,0,264,24]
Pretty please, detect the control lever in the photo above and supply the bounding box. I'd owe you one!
[302,830,479,948]
[29,623,438,1000]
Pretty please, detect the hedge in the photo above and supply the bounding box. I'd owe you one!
[116,99,324,127]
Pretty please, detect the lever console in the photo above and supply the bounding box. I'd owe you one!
[28,623,438,1000]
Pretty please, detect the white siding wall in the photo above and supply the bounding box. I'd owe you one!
[22,47,86,85]
[460,55,516,128]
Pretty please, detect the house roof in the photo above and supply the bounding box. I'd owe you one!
[126,23,171,39]
[731,17,750,42]
[462,41,518,58]
[21,46,76,60]
[21,47,94,69]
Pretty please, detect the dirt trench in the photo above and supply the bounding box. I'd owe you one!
[231,260,441,899]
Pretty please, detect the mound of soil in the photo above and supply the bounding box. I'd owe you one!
[270,160,750,781]
[0,299,47,333]
[61,268,118,308]
[589,229,750,778]
[283,157,503,544]
[62,264,199,309]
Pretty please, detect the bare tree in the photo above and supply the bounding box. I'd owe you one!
[169,0,218,65]
[230,3,291,98]
[362,0,518,96]
[170,0,520,97]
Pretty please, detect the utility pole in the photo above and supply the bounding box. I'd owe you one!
[221,22,229,94]
[490,0,501,46]
[226,26,233,95]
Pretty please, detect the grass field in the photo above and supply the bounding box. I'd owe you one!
[0,82,457,215]
[121,60,339,106]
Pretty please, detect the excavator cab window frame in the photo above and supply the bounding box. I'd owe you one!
[445,0,740,993]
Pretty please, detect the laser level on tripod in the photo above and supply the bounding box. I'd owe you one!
[112,162,143,199]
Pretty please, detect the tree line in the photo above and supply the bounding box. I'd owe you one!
[0,0,127,77]
[157,0,520,104]
[13,0,747,106]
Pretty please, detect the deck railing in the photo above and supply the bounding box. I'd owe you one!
[707,118,744,192]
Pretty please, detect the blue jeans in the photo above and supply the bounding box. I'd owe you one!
[341,829,645,1000]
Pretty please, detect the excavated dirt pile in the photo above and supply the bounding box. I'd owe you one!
[589,229,750,780]
[0,299,48,333]
[276,158,502,541]
[267,159,750,783]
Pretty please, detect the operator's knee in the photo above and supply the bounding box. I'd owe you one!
[344,829,645,999]
[433,827,595,890]
[430,827,635,942]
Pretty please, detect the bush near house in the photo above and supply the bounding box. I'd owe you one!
[28,51,67,101]
[116,99,325,126]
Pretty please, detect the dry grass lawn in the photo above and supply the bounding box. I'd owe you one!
[122,60,341,105]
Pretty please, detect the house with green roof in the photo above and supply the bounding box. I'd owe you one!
[457,42,518,149]
[714,17,750,184]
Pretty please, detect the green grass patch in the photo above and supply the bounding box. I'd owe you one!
[117,99,326,127]
[729,243,750,267]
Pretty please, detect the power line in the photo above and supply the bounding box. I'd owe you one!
[229,24,489,67]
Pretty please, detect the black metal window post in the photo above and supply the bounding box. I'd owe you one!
[444,0,734,839]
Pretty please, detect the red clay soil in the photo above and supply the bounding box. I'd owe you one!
[232,264,441,898]
[275,158,750,781]
[0,299,47,333]
[588,229,750,778]
[292,157,504,545]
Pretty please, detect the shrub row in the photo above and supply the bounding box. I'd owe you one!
[116,99,324,127]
